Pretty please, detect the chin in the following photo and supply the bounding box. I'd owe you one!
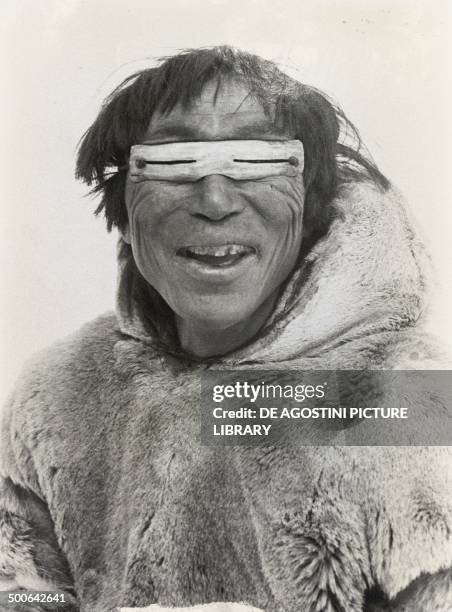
[177,300,257,331]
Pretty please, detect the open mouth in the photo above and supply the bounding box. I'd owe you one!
[177,244,256,267]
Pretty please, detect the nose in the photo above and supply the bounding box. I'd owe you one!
[190,174,244,221]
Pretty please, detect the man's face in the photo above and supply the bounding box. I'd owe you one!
[124,79,305,331]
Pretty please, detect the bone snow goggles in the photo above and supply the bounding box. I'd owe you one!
[128,140,304,182]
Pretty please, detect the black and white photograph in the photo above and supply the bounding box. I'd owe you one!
[1,1,452,611]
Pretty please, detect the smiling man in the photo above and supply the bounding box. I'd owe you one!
[1,47,452,612]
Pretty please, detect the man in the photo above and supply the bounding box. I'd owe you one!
[1,46,451,612]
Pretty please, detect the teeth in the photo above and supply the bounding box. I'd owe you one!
[185,244,252,257]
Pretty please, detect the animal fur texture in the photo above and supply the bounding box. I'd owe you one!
[1,182,452,612]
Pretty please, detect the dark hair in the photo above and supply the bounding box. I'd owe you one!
[76,45,389,236]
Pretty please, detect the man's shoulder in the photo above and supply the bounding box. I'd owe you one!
[20,310,121,378]
[49,309,122,359]
[2,311,128,423]
[1,311,131,480]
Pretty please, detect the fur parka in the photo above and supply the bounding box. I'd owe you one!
[1,182,452,612]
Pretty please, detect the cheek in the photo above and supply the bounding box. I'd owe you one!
[244,177,305,255]
[126,180,163,232]
[125,180,178,248]
[124,181,177,285]
[267,177,305,227]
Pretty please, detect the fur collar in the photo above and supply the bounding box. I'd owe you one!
[115,180,438,367]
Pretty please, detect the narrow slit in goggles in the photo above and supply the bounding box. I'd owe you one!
[129,140,304,182]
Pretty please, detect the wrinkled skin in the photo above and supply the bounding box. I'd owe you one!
[124,79,305,356]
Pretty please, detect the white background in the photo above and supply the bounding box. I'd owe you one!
[1,0,451,402]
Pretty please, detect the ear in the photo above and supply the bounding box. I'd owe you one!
[120,223,131,244]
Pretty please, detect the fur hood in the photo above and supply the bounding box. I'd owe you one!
[116,180,443,368]
[1,180,452,612]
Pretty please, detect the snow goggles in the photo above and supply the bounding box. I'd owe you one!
[128,140,304,182]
